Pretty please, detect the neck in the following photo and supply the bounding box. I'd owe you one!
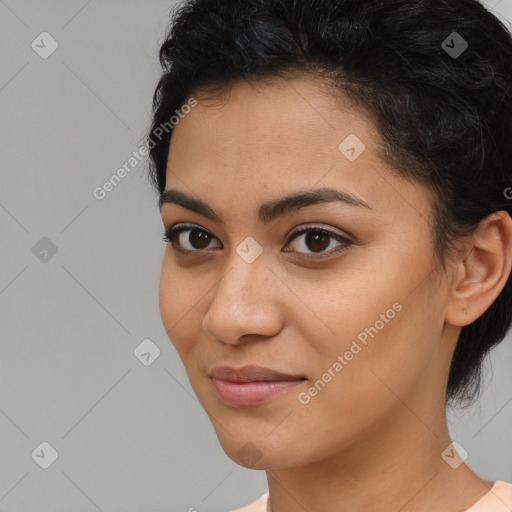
[265,408,491,512]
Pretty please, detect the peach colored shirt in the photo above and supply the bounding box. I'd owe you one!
[229,481,512,512]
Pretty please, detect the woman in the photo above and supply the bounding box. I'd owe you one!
[147,0,512,510]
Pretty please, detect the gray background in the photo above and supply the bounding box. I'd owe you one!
[0,0,511,511]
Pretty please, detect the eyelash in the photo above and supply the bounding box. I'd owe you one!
[162,223,353,259]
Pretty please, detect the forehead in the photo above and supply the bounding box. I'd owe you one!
[173,76,373,158]
[165,77,433,226]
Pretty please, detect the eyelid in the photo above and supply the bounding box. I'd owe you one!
[165,222,352,241]
[285,223,353,243]
[163,222,354,257]
[163,222,220,253]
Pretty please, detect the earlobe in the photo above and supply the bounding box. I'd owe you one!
[445,211,512,327]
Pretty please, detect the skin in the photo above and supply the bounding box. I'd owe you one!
[158,74,512,512]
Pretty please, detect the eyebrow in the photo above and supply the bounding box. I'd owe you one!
[159,187,372,224]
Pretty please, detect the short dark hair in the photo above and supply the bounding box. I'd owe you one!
[147,0,512,408]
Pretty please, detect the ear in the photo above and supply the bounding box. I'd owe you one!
[445,211,512,327]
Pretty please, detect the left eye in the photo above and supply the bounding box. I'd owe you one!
[162,224,353,258]
[284,226,353,257]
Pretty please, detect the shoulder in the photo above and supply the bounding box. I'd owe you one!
[492,481,512,506]
[466,481,512,512]
[228,492,269,512]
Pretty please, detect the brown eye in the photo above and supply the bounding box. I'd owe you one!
[303,231,331,252]
[163,225,221,252]
[187,229,212,249]
[163,223,353,259]
[284,226,353,258]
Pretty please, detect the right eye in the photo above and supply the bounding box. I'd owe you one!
[162,224,222,253]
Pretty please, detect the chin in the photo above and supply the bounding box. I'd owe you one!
[214,433,303,470]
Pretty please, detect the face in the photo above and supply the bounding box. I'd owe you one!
[159,75,454,470]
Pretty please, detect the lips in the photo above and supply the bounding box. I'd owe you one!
[208,365,307,407]
[208,365,306,382]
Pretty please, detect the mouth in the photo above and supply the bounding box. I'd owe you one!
[208,365,307,407]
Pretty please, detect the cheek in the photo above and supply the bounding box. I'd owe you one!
[289,312,415,453]
[158,258,201,357]
[158,259,177,331]
[295,253,435,402]
[310,294,439,434]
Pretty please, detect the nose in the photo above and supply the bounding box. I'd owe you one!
[202,259,284,345]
